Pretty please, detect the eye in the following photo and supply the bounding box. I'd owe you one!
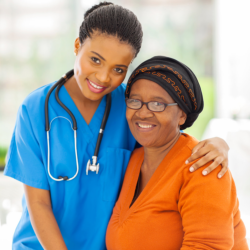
[91,57,101,64]
[153,102,164,106]
[129,99,140,103]
[126,98,141,109]
[114,68,124,74]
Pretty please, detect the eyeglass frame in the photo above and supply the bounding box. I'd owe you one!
[125,98,178,112]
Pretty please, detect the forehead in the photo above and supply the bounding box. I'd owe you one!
[130,78,174,102]
[81,33,134,64]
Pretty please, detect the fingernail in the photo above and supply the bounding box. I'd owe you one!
[185,160,189,164]
[189,167,194,172]
[203,170,208,175]
[218,174,222,178]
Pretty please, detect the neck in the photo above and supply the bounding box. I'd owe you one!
[143,131,181,171]
[64,76,103,125]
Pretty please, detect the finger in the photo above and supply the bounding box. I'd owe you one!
[201,157,224,176]
[188,151,219,172]
[217,160,229,178]
[186,145,213,164]
[191,141,206,155]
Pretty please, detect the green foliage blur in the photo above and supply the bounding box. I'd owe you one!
[0,147,7,167]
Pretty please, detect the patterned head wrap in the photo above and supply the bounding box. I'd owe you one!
[125,56,204,130]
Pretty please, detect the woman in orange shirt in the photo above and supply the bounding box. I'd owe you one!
[106,56,249,250]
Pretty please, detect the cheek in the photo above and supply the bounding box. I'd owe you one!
[156,112,180,132]
[126,109,135,127]
[75,59,92,78]
[161,113,181,131]
[110,74,126,89]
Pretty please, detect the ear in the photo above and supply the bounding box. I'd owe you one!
[74,38,81,54]
[178,110,187,126]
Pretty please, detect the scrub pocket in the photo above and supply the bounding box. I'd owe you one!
[102,147,132,202]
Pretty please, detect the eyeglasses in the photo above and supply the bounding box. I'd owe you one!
[125,98,178,112]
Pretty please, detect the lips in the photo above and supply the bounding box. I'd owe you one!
[87,79,107,93]
[135,122,156,132]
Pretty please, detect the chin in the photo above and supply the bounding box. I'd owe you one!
[83,88,107,102]
[134,137,155,148]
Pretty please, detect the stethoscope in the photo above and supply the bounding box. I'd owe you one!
[45,69,111,181]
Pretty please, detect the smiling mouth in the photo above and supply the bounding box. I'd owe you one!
[136,122,156,130]
[87,79,107,93]
[88,79,106,89]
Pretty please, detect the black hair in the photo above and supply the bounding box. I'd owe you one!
[79,2,143,58]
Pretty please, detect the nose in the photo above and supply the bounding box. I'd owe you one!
[135,103,154,119]
[95,68,110,83]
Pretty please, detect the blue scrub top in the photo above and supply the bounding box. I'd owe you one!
[4,82,136,250]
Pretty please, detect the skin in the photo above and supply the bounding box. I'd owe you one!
[64,33,134,124]
[186,138,229,178]
[24,32,229,249]
[24,32,135,250]
[126,79,188,192]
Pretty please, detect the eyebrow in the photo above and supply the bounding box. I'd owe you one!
[91,51,128,69]
[91,51,106,61]
[129,94,167,102]
[115,64,128,69]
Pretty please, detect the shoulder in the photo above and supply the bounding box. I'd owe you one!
[126,148,144,170]
[170,134,212,179]
[111,83,126,99]
[17,81,57,121]
[171,133,199,167]
[117,83,127,93]
[109,83,127,114]
[181,133,199,153]
[131,147,144,158]
[178,134,235,192]
[14,81,57,131]
[22,81,56,110]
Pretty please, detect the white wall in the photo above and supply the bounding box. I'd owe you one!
[214,0,250,119]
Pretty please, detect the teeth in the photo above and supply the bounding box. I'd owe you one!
[138,123,153,128]
[89,80,104,89]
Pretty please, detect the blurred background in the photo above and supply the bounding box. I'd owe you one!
[0,0,250,248]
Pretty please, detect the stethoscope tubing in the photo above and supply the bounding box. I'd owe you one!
[55,80,77,130]
[47,129,79,181]
[45,69,111,181]
[45,69,74,131]
[94,93,111,157]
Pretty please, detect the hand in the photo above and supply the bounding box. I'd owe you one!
[185,137,229,178]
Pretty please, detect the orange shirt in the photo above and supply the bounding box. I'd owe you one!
[106,134,249,250]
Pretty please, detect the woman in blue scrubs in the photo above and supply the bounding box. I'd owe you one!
[4,2,230,250]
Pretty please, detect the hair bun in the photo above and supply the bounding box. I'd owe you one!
[79,2,143,58]
[84,2,114,19]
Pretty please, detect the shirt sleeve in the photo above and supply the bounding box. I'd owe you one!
[4,104,49,190]
[178,164,238,250]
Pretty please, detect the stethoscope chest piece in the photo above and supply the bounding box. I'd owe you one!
[86,156,99,175]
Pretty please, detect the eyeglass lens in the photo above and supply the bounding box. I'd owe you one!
[126,99,166,112]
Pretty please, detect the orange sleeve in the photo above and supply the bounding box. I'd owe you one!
[178,164,237,250]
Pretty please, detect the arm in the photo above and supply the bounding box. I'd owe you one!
[186,137,229,178]
[178,164,236,250]
[24,185,68,250]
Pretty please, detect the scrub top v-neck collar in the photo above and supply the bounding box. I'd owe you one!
[60,85,107,144]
